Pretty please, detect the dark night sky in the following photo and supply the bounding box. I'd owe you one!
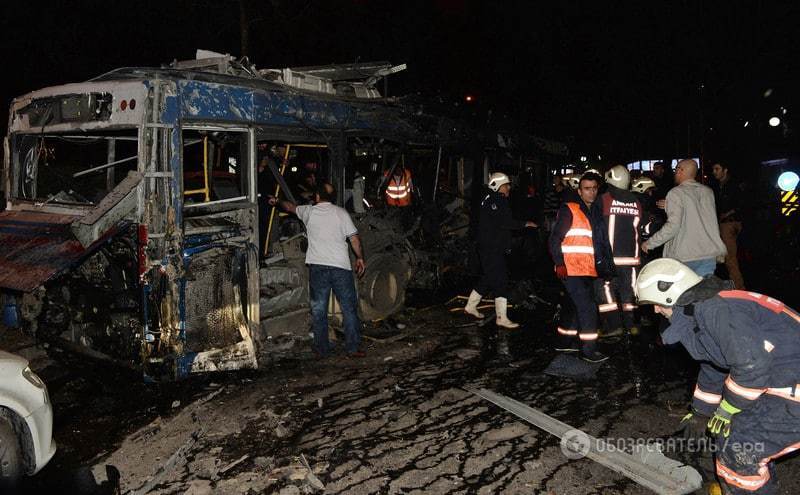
[2,1,798,162]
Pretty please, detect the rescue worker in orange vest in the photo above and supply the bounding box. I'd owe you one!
[636,258,800,495]
[596,165,644,337]
[384,164,414,207]
[548,172,615,362]
[463,172,537,329]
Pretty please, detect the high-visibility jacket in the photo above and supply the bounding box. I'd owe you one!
[663,278,800,416]
[599,185,643,266]
[384,169,413,207]
[560,202,597,277]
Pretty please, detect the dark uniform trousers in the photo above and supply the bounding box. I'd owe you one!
[594,265,638,331]
[715,395,800,494]
[557,276,599,352]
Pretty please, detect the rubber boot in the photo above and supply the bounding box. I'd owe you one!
[463,290,485,319]
[495,297,520,329]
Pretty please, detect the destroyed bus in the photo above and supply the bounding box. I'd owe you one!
[0,54,485,380]
[1,53,568,380]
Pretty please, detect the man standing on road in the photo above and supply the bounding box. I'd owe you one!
[712,161,747,289]
[636,258,800,495]
[642,159,726,277]
[549,172,614,362]
[463,172,537,329]
[269,182,366,358]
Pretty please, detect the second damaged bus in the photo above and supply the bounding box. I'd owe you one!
[1,54,453,380]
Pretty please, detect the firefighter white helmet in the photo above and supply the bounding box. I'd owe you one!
[631,177,656,194]
[563,173,581,190]
[488,172,511,192]
[635,258,703,307]
[585,168,601,177]
[605,165,630,189]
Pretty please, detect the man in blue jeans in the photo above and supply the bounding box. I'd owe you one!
[269,182,366,358]
[641,159,726,277]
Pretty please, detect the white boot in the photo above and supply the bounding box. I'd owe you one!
[464,290,485,319]
[495,297,520,329]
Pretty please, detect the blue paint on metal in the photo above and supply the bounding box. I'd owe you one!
[158,91,184,228]
[2,294,19,328]
[182,243,227,260]
[179,277,186,343]
[176,352,197,379]
[176,80,412,136]
[170,126,183,227]
[141,282,151,339]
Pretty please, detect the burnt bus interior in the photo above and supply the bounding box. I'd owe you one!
[15,131,139,206]
[9,130,144,366]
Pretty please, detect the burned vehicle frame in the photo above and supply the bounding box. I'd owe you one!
[1,54,566,380]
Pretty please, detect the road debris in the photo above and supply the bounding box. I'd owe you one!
[469,388,703,495]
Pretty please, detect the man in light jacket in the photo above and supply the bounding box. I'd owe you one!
[641,159,726,277]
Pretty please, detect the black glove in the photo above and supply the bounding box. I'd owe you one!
[679,410,710,441]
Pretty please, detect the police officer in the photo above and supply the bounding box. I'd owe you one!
[549,172,615,362]
[463,172,537,329]
[636,258,800,494]
[596,165,644,336]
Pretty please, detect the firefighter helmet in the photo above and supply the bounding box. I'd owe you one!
[605,165,630,189]
[488,172,511,192]
[631,177,656,194]
[635,258,703,307]
[585,168,602,177]
[563,173,581,190]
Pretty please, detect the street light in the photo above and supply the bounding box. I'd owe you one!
[778,171,799,192]
[769,116,781,127]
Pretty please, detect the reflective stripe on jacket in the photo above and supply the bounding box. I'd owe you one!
[665,287,800,413]
[562,202,597,277]
[600,185,643,266]
[385,169,412,206]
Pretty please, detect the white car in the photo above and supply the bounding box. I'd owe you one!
[0,351,56,481]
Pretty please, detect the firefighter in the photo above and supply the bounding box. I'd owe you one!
[549,172,614,362]
[463,172,537,329]
[596,165,643,337]
[563,173,581,191]
[631,176,665,262]
[636,258,800,495]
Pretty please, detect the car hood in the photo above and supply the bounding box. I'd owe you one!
[0,350,29,369]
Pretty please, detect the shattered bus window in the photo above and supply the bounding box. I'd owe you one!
[182,129,248,205]
[15,131,138,205]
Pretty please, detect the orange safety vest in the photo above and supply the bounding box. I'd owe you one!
[561,202,597,277]
[385,169,412,207]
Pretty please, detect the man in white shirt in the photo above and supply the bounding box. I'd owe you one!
[269,182,366,357]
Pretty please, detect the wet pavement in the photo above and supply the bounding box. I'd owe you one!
[6,296,800,494]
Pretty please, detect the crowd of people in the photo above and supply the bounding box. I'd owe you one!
[464,160,799,495]
[262,150,798,493]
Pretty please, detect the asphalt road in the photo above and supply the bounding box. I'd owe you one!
[8,301,800,494]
